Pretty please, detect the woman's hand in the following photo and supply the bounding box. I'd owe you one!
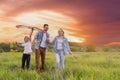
[46,38,50,43]
[69,51,72,55]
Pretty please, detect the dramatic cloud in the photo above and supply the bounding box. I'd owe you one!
[0,0,120,45]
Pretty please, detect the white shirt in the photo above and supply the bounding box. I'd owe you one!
[57,38,63,50]
[40,33,47,48]
[22,41,32,54]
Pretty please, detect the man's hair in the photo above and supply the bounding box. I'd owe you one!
[43,24,48,28]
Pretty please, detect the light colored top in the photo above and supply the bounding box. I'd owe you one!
[34,30,49,49]
[22,41,32,54]
[40,33,47,48]
[57,38,63,50]
[52,36,70,55]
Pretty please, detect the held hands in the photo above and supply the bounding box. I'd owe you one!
[46,38,50,43]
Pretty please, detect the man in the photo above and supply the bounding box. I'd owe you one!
[33,24,50,72]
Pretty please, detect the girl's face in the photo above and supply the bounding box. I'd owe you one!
[24,36,29,42]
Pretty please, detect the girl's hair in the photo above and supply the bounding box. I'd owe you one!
[58,28,64,36]
[24,36,30,41]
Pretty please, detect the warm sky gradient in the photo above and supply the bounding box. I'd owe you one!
[0,0,120,46]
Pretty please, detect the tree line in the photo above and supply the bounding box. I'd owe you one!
[0,42,120,53]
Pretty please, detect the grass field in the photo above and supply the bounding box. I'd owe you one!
[0,52,120,80]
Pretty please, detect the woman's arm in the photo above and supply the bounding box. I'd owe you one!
[66,38,72,54]
[51,37,57,45]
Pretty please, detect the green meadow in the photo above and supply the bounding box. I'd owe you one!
[0,52,120,80]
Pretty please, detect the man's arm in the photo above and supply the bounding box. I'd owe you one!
[32,31,39,44]
[32,38,36,45]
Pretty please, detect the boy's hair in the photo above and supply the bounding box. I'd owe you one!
[43,24,48,28]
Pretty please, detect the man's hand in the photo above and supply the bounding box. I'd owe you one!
[46,38,50,43]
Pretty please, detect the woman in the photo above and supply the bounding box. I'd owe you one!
[52,28,72,71]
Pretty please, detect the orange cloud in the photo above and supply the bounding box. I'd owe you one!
[0,0,120,46]
[105,42,120,46]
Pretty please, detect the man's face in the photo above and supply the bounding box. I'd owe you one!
[44,26,49,31]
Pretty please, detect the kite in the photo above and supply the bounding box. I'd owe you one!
[16,25,44,32]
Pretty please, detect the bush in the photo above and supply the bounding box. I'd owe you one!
[0,43,10,52]
[85,45,96,52]
[102,46,110,52]
[0,48,4,53]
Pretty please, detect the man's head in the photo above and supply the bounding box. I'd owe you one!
[43,24,49,32]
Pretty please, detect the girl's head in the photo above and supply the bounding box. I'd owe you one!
[58,28,64,36]
[24,36,30,42]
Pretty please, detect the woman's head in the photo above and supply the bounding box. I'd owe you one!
[58,28,64,36]
[24,36,30,42]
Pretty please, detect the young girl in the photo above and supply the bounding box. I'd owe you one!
[52,28,72,71]
[19,28,34,70]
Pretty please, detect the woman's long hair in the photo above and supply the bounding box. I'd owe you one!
[58,28,64,37]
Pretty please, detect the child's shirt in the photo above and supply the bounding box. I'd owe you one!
[22,41,32,54]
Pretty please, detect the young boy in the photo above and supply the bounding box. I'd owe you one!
[19,28,34,70]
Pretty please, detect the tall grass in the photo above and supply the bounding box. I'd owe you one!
[0,52,120,80]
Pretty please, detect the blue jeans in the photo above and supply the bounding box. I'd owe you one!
[55,50,64,71]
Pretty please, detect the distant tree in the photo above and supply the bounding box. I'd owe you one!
[0,43,10,52]
[86,45,96,52]
[0,48,4,53]
[102,46,110,52]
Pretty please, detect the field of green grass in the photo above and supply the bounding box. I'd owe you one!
[0,52,120,80]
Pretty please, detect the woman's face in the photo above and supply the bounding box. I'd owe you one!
[58,30,64,36]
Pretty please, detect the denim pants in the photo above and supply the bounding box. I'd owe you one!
[55,50,65,71]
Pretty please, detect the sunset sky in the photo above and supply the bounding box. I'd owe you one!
[0,0,120,46]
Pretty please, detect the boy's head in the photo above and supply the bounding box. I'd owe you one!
[24,36,30,42]
[43,24,49,31]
